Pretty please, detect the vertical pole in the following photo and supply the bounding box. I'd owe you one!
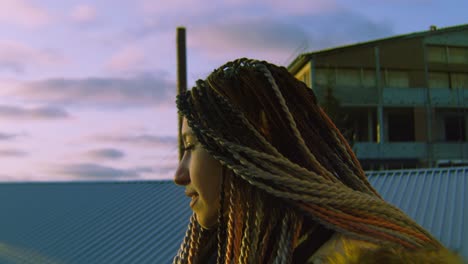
[177,27,187,161]
[423,43,433,167]
[309,59,315,91]
[368,108,374,142]
[375,47,385,168]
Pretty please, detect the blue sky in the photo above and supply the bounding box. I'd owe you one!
[0,0,466,182]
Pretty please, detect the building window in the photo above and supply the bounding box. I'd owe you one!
[450,73,468,89]
[448,47,468,64]
[387,109,415,142]
[428,46,447,63]
[336,69,360,87]
[445,115,466,141]
[362,70,376,87]
[429,72,449,88]
[315,69,335,87]
[315,68,379,88]
[384,70,409,88]
[345,108,377,142]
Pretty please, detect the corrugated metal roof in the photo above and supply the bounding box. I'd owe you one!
[0,167,466,263]
[367,167,468,260]
[0,181,192,264]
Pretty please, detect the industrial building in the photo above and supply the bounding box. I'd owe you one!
[289,24,468,170]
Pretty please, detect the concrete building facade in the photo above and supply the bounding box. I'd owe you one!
[289,24,468,170]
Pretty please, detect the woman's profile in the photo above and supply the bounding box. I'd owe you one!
[173,58,461,263]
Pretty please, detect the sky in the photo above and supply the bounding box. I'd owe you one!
[0,0,466,182]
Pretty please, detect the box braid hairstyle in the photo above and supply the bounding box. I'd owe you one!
[173,58,442,264]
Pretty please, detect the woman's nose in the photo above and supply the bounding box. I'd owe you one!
[174,156,190,186]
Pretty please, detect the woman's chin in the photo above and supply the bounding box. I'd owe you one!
[196,214,218,229]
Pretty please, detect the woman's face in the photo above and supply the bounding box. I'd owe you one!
[174,118,223,228]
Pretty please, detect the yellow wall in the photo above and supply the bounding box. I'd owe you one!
[294,61,311,88]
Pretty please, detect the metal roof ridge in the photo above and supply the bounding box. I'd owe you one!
[366,166,468,174]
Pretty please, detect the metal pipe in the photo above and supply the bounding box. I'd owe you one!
[177,27,187,161]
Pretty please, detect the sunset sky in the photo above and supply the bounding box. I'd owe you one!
[0,0,466,182]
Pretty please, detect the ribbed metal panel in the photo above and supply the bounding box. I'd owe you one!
[367,167,468,260]
[0,181,192,264]
[0,167,466,263]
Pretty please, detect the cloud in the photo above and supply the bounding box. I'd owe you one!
[264,0,338,15]
[0,40,67,74]
[0,132,20,141]
[94,134,177,148]
[154,165,176,175]
[189,19,308,62]
[14,73,175,108]
[300,11,394,48]
[139,0,210,17]
[87,148,125,160]
[70,4,97,24]
[132,0,339,41]
[139,0,337,18]
[133,2,393,66]
[0,174,15,181]
[188,11,393,64]
[0,0,51,28]
[0,149,27,157]
[0,105,70,120]
[54,163,152,180]
[105,46,147,74]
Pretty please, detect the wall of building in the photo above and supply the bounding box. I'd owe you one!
[293,26,468,169]
[294,61,311,87]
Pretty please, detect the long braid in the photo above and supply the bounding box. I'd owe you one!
[173,215,195,263]
[256,63,337,184]
[317,106,379,196]
[238,186,252,263]
[182,102,440,250]
[231,181,245,262]
[187,220,201,264]
[224,173,235,263]
[216,167,227,264]
[273,211,292,264]
[174,58,444,263]
[247,189,264,262]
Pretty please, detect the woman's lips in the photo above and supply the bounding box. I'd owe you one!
[190,195,199,208]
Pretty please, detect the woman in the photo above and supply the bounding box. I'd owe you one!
[173,58,461,263]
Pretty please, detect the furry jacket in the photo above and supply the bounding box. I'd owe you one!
[307,233,464,264]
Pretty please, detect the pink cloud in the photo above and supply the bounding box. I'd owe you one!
[91,134,177,149]
[0,149,27,157]
[139,0,209,16]
[139,0,337,17]
[269,0,337,15]
[70,4,97,24]
[0,40,67,74]
[0,0,51,28]
[223,0,338,15]
[105,46,147,74]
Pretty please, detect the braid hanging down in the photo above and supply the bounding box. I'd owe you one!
[174,58,443,264]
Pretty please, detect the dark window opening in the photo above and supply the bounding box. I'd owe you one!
[388,110,415,142]
[342,108,377,142]
[445,116,466,141]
